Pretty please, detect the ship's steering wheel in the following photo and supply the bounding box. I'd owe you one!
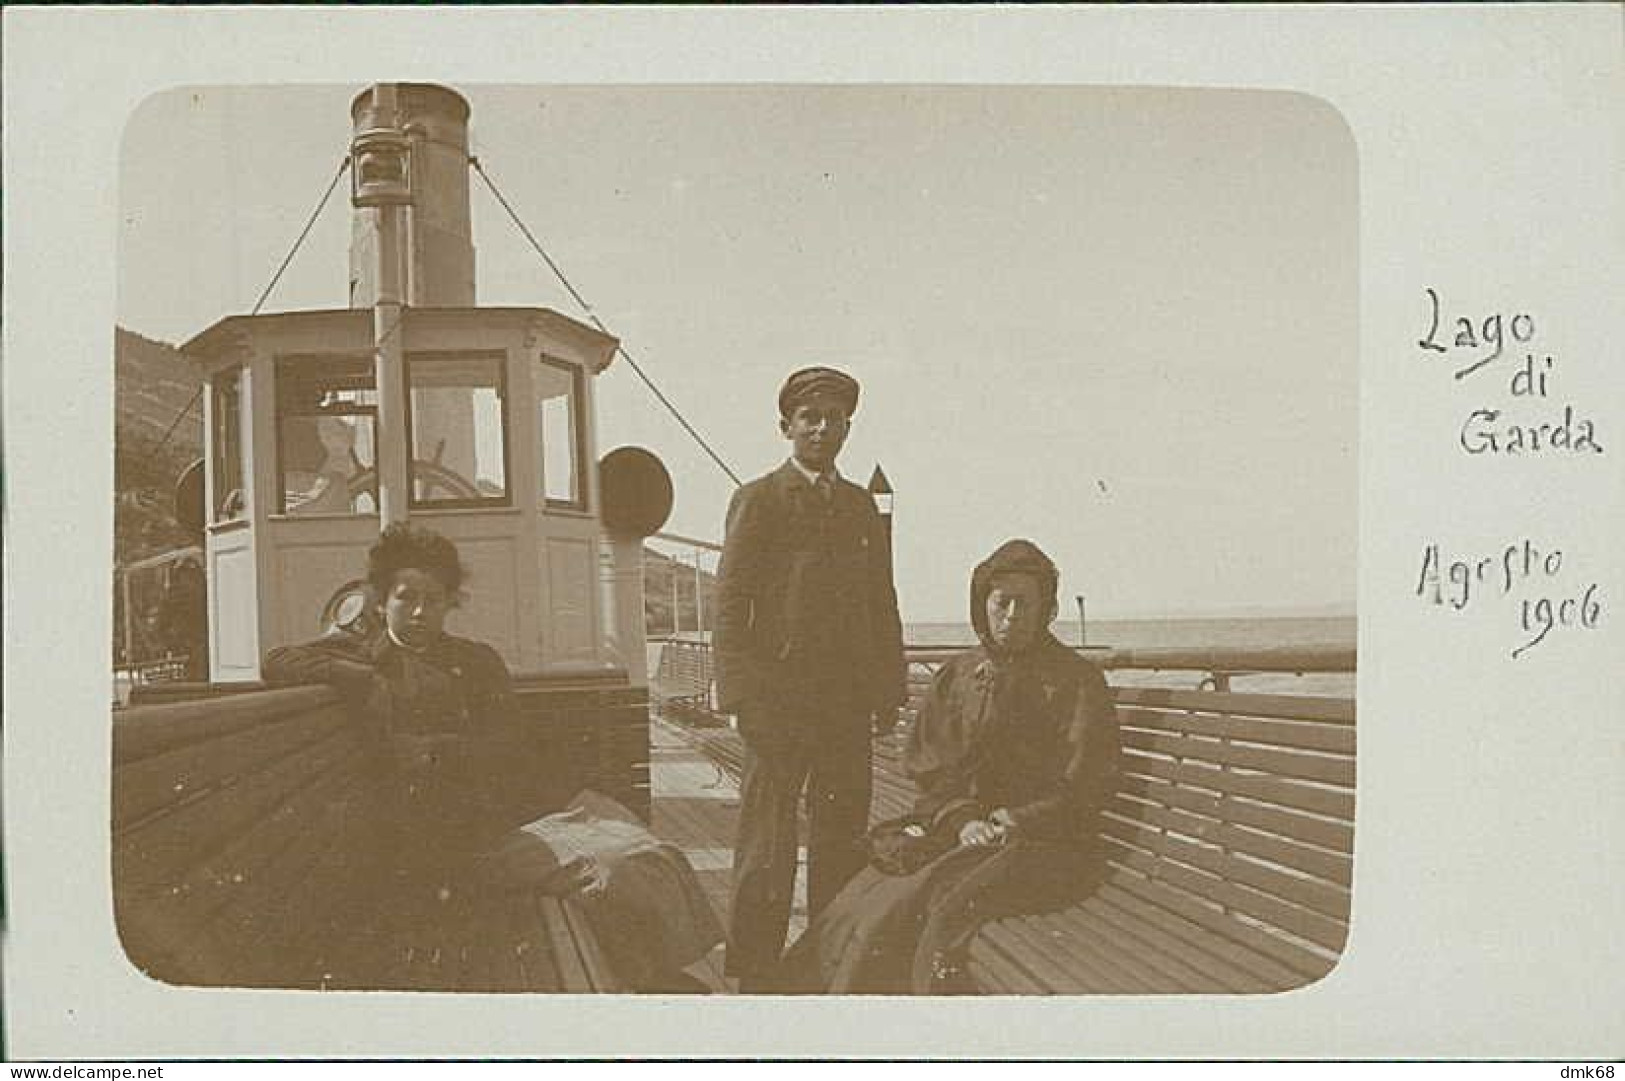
[343,460,484,504]
[348,439,484,503]
[285,441,484,512]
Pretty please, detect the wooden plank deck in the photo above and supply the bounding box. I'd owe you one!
[646,717,811,993]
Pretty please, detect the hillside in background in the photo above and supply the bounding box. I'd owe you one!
[115,327,204,567]
[117,328,204,455]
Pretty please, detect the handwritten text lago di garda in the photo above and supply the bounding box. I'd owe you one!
[1413,288,1607,657]
[1419,288,1604,456]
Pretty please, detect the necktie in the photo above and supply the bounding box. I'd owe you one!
[815,473,834,503]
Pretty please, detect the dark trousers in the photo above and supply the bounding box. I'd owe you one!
[725,705,872,979]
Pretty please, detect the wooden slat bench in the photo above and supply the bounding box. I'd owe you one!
[643,639,1354,994]
[968,686,1355,993]
[112,685,620,992]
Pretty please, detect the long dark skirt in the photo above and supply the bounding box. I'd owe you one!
[777,838,1101,994]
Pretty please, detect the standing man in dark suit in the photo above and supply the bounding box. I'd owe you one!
[715,366,907,990]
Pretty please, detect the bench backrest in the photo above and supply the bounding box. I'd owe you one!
[112,679,643,990]
[112,686,365,987]
[894,664,1355,982]
[1107,686,1355,981]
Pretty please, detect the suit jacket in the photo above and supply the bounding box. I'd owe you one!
[714,460,906,718]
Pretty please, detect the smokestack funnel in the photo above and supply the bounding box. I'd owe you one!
[348,83,476,308]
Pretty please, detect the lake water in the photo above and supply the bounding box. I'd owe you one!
[652,617,1357,698]
[906,616,1357,698]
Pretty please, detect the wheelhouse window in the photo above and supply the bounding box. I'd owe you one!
[406,352,510,508]
[210,368,247,524]
[276,357,378,516]
[538,356,585,510]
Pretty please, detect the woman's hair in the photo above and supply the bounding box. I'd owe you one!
[366,523,466,597]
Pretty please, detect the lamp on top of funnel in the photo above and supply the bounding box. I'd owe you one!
[351,128,412,207]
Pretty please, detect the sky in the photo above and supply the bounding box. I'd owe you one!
[119,83,1357,622]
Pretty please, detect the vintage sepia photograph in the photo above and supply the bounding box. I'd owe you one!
[110,81,1358,998]
[8,2,1622,1061]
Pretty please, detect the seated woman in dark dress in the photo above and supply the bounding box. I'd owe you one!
[264,522,548,865]
[263,523,721,991]
[778,538,1119,994]
[261,525,566,972]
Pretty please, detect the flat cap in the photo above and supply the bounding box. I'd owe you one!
[778,366,860,418]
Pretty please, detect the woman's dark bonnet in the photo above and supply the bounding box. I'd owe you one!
[969,538,1060,645]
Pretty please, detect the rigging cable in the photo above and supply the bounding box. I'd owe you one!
[250,155,353,317]
[145,155,353,464]
[469,156,743,487]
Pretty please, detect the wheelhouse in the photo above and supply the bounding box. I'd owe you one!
[182,83,663,685]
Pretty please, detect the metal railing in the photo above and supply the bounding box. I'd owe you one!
[650,638,1356,723]
[113,545,207,696]
[645,532,721,640]
[904,643,1355,693]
